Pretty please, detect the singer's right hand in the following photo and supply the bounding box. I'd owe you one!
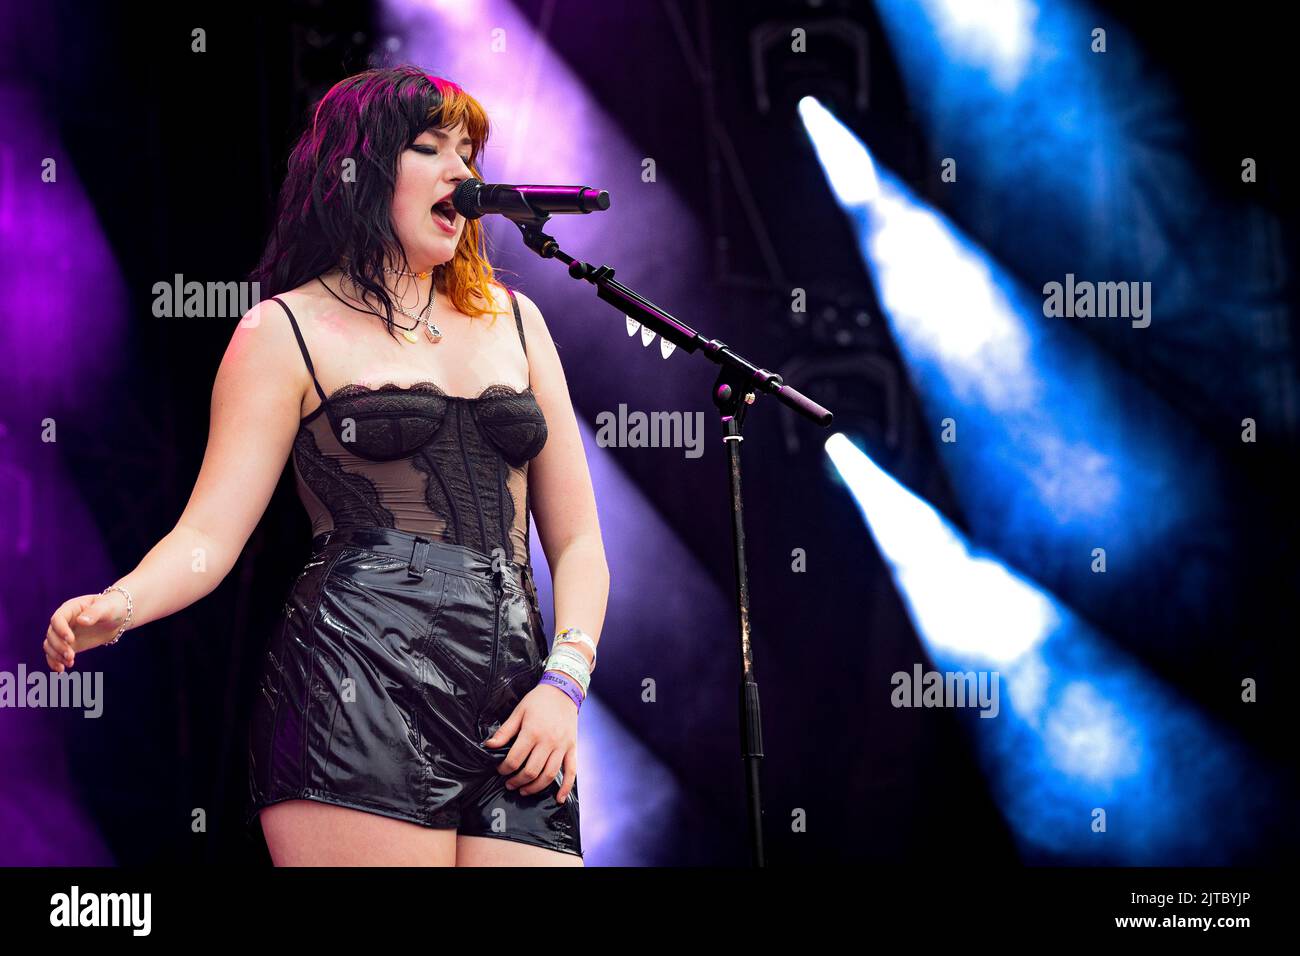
[44,591,130,671]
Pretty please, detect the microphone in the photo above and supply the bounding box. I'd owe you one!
[452,179,610,221]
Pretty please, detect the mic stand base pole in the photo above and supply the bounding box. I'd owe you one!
[716,378,766,868]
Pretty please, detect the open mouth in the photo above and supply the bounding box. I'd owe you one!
[432,198,457,232]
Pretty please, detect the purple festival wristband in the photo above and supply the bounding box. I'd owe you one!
[540,670,584,711]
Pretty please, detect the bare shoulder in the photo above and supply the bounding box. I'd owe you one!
[225,295,298,363]
[214,292,312,412]
[505,286,556,348]
[252,277,337,367]
[271,275,334,329]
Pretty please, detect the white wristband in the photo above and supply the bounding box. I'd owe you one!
[554,627,597,670]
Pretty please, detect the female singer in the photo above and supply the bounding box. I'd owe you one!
[42,65,609,866]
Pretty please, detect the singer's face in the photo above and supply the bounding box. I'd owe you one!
[392,121,473,270]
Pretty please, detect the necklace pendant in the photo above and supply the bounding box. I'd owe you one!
[425,318,442,343]
[401,327,420,344]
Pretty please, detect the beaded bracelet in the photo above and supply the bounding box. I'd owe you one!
[100,585,134,646]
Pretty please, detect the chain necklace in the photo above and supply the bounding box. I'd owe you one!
[384,265,432,280]
[323,272,443,344]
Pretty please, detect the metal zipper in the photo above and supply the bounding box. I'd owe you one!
[485,553,505,717]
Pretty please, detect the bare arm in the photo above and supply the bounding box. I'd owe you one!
[516,290,610,668]
[44,298,309,664]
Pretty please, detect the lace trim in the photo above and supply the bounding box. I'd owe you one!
[292,427,395,529]
[302,380,532,420]
[329,380,531,401]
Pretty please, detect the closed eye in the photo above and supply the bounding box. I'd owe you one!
[411,145,473,165]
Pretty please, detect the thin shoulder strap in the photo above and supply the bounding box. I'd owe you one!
[271,296,328,405]
[507,287,527,357]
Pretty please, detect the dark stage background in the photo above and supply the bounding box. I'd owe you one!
[0,0,1295,866]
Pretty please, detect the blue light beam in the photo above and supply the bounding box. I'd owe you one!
[799,96,1229,621]
[827,434,1278,864]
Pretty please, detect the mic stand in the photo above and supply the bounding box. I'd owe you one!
[508,215,834,867]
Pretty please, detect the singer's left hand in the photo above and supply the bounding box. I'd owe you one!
[483,681,580,801]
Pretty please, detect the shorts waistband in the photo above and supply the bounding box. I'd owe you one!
[311,526,533,593]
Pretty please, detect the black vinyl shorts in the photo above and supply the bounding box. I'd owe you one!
[245,526,582,858]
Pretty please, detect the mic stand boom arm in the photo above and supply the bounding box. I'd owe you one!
[513,217,832,425]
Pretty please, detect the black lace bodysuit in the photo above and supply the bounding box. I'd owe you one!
[271,289,548,565]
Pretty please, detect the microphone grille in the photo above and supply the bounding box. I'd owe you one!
[452,179,485,220]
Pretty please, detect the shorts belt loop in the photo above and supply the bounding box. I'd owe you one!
[408,537,430,579]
